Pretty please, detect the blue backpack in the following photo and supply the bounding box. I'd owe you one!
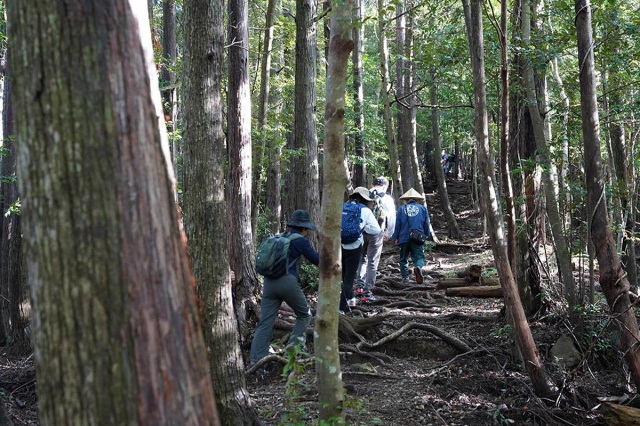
[255,233,302,278]
[341,201,363,244]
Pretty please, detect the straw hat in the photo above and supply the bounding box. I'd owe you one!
[350,186,373,202]
[399,188,425,201]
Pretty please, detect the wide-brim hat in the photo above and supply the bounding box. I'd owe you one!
[351,186,372,202]
[287,209,317,230]
[399,188,425,201]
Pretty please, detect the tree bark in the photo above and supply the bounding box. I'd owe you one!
[522,0,576,306]
[317,0,354,419]
[464,0,555,398]
[294,0,321,243]
[575,0,640,390]
[251,0,278,239]
[377,0,401,195]
[183,0,260,423]
[352,0,366,187]
[161,0,178,179]
[499,0,516,275]
[7,1,220,423]
[429,74,460,239]
[0,59,28,350]
[228,0,260,342]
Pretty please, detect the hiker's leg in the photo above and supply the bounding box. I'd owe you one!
[280,276,311,346]
[341,246,361,310]
[355,234,370,289]
[250,279,283,364]
[399,243,410,278]
[364,232,384,293]
[410,242,425,269]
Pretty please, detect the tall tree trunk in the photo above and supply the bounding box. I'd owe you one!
[265,42,286,234]
[251,0,278,239]
[464,0,555,398]
[317,0,353,419]
[161,0,178,180]
[228,0,260,342]
[294,0,321,243]
[395,1,412,189]
[499,0,516,274]
[183,0,260,423]
[7,1,220,423]
[0,59,27,350]
[604,5,637,291]
[352,0,366,187]
[575,0,640,390]
[377,0,401,195]
[429,74,460,239]
[522,0,576,306]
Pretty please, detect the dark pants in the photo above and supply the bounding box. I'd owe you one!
[250,274,311,364]
[340,246,362,311]
[399,242,425,279]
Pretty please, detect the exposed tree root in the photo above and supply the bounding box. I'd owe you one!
[339,344,394,367]
[355,322,472,353]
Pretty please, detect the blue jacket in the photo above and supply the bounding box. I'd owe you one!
[284,230,319,279]
[392,200,430,244]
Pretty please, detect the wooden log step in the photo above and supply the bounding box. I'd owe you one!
[445,286,502,298]
[437,277,500,289]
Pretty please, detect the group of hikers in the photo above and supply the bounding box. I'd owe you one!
[249,177,432,366]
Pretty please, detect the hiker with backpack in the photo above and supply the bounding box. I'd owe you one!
[340,187,381,312]
[355,176,396,302]
[392,188,431,285]
[250,209,319,366]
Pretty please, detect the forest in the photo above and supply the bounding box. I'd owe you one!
[0,0,640,424]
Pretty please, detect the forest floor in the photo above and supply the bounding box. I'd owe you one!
[0,178,636,425]
[245,179,635,426]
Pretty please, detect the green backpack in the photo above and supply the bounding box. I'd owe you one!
[255,233,302,278]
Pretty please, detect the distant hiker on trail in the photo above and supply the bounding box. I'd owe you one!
[340,187,381,312]
[355,176,396,302]
[441,149,449,174]
[446,152,456,175]
[392,188,431,285]
[250,210,319,366]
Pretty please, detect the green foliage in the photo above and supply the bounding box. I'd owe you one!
[299,263,319,290]
[489,324,513,341]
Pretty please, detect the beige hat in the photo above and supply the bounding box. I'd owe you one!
[350,186,372,202]
[399,188,425,201]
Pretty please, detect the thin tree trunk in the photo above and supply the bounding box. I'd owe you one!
[294,0,321,243]
[429,74,460,239]
[499,0,516,275]
[352,0,366,187]
[522,0,576,306]
[161,0,178,180]
[183,0,260,422]
[228,0,260,341]
[266,46,286,234]
[464,0,555,398]
[7,1,220,423]
[317,0,353,418]
[377,0,401,195]
[575,0,640,390]
[251,0,278,239]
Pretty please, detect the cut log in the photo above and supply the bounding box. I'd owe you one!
[437,277,499,289]
[445,286,502,298]
[599,402,640,426]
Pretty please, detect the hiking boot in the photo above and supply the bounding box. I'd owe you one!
[361,293,377,302]
[347,298,357,307]
[414,267,424,284]
[401,277,409,285]
[355,287,364,295]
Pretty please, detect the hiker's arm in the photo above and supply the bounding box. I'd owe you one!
[361,208,381,235]
[298,238,319,266]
